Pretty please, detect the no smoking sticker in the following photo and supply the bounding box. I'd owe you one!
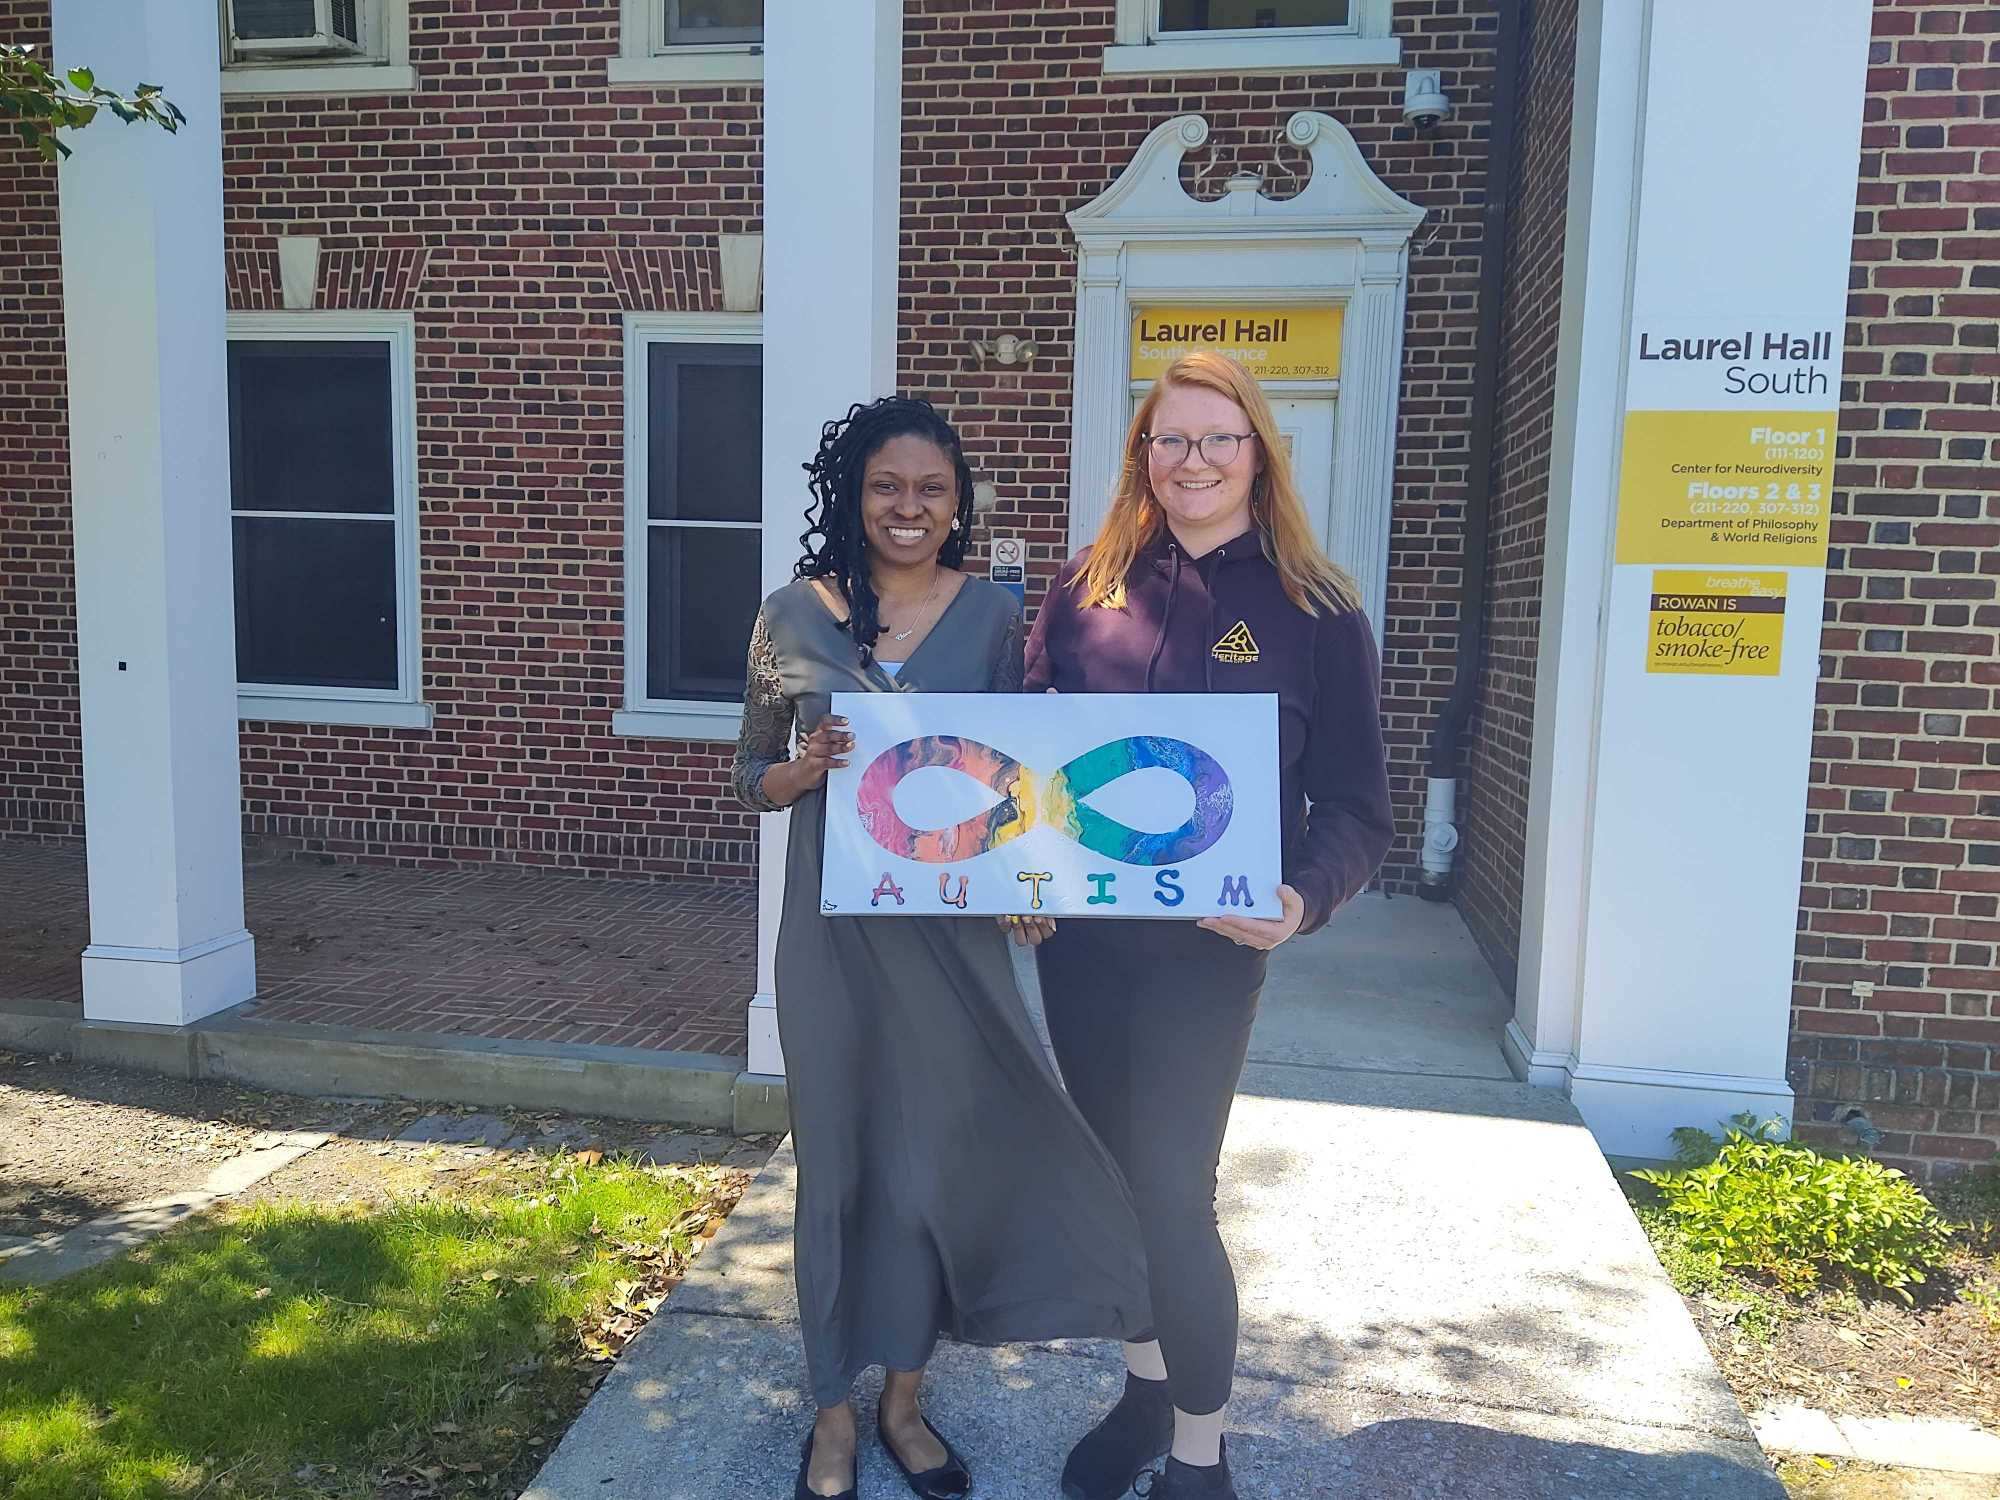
[989,535,1025,600]
[1646,570,1785,677]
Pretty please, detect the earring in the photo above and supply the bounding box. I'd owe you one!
[951,518,961,531]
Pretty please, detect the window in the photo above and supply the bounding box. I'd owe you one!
[226,313,427,728]
[666,0,762,45]
[219,0,417,96]
[610,0,764,85]
[1105,0,1396,74]
[619,315,764,739]
[1158,0,1351,29]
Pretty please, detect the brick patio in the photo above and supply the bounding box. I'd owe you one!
[0,840,756,1057]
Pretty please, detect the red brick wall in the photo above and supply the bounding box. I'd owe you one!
[898,0,1502,891]
[0,3,83,843]
[0,0,766,879]
[1455,0,1574,986]
[3,2,1496,890]
[1791,0,2000,1183]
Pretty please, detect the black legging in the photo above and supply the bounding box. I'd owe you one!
[1036,918,1266,1417]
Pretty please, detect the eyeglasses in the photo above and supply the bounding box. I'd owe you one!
[1143,432,1257,468]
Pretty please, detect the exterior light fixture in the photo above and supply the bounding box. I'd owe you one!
[967,333,1039,367]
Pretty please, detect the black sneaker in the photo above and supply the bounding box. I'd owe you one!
[1134,1437,1234,1499]
[1060,1372,1174,1500]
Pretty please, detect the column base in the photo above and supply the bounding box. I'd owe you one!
[746,989,784,1078]
[1501,1018,1571,1090]
[81,928,257,1028]
[1566,1060,1794,1163]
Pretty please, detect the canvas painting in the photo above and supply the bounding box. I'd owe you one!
[820,692,1280,918]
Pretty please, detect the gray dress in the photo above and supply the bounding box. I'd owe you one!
[733,577,1151,1408]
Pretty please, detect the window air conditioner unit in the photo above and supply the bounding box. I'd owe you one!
[231,0,365,58]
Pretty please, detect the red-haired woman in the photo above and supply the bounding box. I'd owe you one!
[1025,353,1394,1500]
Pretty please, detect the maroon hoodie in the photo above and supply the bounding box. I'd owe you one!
[1023,529,1394,935]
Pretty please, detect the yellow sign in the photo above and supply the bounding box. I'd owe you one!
[1646,570,1786,676]
[1614,409,1835,566]
[1131,305,1342,382]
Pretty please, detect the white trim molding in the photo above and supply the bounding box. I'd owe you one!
[1501,1019,1572,1091]
[1567,1062,1796,1164]
[219,0,417,96]
[239,696,434,730]
[610,0,763,85]
[612,705,743,741]
[226,310,424,720]
[1065,112,1424,645]
[1105,0,1398,75]
[622,311,764,735]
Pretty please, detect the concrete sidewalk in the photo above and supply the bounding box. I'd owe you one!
[524,900,1782,1499]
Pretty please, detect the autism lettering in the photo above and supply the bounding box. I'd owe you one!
[1154,869,1185,908]
[1017,871,1052,911]
[938,873,969,909]
[1086,873,1118,906]
[871,874,907,908]
[1218,875,1255,908]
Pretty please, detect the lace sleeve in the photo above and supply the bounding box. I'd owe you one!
[990,600,1024,693]
[731,607,793,813]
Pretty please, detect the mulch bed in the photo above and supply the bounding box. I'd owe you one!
[1671,1173,1999,1432]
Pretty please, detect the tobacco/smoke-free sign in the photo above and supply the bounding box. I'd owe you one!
[1130,305,1342,382]
[1646,570,1786,677]
[821,692,1280,918]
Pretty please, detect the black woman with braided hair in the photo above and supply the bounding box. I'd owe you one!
[731,396,1151,1500]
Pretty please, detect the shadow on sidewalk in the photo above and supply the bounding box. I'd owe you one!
[1239,1411,1779,1498]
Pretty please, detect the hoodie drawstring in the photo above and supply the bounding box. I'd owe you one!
[1204,546,1221,692]
[1143,544,1182,694]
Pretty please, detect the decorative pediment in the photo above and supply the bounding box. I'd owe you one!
[1068,112,1425,240]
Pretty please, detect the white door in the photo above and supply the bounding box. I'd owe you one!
[1266,396,1339,560]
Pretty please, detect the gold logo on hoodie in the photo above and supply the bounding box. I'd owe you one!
[1211,621,1260,664]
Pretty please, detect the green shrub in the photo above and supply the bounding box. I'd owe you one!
[1632,1124,1953,1303]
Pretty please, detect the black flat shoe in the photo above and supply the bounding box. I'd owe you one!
[793,1428,857,1500]
[877,1414,972,1499]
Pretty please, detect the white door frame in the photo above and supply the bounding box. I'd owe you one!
[1066,112,1425,644]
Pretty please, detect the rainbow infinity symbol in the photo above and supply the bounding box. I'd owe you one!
[854,735,1233,866]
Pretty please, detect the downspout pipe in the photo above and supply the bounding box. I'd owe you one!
[1418,0,1527,903]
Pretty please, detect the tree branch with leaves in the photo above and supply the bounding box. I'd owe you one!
[2,43,186,162]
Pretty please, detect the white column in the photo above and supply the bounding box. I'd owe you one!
[1065,242,1128,553]
[55,0,255,1027]
[1513,0,1872,1157]
[1507,0,1646,1090]
[1327,239,1409,646]
[748,0,903,1078]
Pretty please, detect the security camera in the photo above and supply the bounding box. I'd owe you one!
[1402,69,1452,130]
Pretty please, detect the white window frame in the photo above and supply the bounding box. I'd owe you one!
[227,310,430,730]
[1104,0,1399,75]
[610,0,763,86]
[615,311,763,741]
[219,0,418,98]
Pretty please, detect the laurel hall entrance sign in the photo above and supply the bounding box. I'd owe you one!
[821,693,1281,919]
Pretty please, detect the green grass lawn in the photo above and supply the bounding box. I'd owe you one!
[0,1153,730,1500]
